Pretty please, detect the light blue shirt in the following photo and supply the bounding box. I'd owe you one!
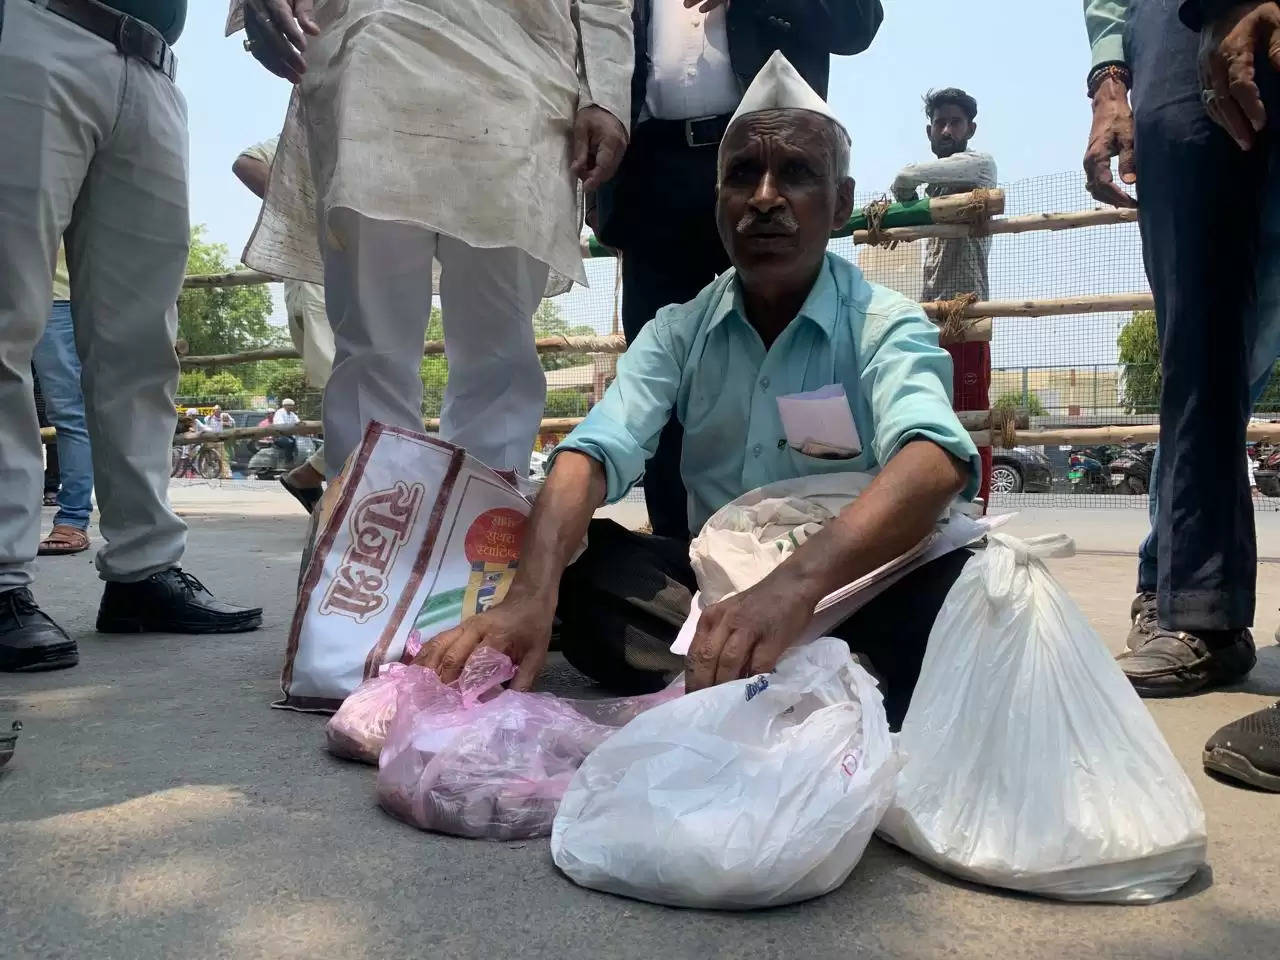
[555,253,980,535]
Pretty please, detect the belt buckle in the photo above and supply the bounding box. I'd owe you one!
[115,14,145,57]
[684,115,720,149]
[115,14,167,75]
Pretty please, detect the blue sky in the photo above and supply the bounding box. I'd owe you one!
[178,1,1139,367]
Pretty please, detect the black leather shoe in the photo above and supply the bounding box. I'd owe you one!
[1203,701,1280,792]
[1126,591,1158,651]
[96,569,263,634]
[1117,628,1256,698]
[0,588,78,672]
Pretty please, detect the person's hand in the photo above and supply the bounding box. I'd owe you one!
[572,106,628,191]
[1083,76,1138,208]
[243,0,320,84]
[1198,2,1280,150]
[684,0,730,10]
[684,569,821,693]
[416,595,555,691]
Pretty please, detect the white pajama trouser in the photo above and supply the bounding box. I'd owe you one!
[283,278,334,475]
[0,0,189,590]
[320,210,550,476]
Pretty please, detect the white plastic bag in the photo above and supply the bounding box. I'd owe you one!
[550,637,898,909]
[879,533,1208,903]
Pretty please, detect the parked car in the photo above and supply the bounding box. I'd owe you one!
[225,409,273,475]
[990,447,1052,494]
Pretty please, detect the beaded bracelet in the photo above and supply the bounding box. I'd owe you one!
[1087,63,1132,98]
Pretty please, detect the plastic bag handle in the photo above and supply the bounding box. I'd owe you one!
[982,532,1075,603]
[989,532,1075,563]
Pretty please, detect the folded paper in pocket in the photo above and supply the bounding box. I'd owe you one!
[777,384,861,458]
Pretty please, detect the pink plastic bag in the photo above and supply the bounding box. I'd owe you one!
[376,648,681,840]
[325,663,416,764]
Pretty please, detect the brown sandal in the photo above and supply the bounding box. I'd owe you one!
[38,525,90,556]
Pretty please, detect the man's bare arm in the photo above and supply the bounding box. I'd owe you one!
[780,439,969,598]
[685,439,969,690]
[418,451,605,689]
[505,451,606,611]
[233,155,271,200]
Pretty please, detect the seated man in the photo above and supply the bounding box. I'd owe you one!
[421,54,980,727]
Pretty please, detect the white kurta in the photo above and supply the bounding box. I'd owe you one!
[227,0,632,294]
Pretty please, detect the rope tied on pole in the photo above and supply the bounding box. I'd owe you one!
[958,187,996,234]
[935,292,980,345]
[861,195,898,249]
[991,406,1019,450]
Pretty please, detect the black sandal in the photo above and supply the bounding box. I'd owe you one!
[280,476,323,515]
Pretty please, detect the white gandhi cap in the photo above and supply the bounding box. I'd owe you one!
[726,51,850,140]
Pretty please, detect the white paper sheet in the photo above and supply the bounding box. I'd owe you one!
[671,513,1010,656]
[776,385,861,457]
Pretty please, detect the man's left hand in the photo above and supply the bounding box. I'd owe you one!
[572,107,628,191]
[1199,1,1280,150]
[685,569,820,693]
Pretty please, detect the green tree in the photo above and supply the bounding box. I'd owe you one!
[177,370,209,400]
[544,389,589,418]
[178,225,279,356]
[265,367,321,419]
[1117,310,1161,415]
[202,371,248,408]
[532,299,597,371]
[993,390,1046,417]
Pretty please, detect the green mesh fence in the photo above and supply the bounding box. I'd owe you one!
[176,170,1278,511]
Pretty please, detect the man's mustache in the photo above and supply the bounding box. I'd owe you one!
[736,211,799,237]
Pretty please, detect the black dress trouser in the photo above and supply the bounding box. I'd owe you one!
[556,519,973,731]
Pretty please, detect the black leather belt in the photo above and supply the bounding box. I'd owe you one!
[32,0,177,81]
[639,113,733,149]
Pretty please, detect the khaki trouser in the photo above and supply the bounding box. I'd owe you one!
[0,1,189,588]
[283,279,334,475]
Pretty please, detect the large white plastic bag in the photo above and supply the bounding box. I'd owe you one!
[550,637,898,909]
[879,533,1207,903]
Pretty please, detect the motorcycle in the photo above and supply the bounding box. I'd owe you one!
[1106,443,1157,495]
[1067,446,1116,494]
[1253,442,1280,497]
[248,434,323,480]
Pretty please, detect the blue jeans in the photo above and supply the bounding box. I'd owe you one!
[30,300,93,530]
[1127,0,1280,630]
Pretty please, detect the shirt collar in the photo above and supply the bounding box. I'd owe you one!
[707,253,843,341]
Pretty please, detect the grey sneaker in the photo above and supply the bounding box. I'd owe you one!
[1117,628,1256,698]
[1126,591,1158,651]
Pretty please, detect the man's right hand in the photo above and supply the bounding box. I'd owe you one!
[415,595,556,691]
[1084,75,1137,208]
[244,0,320,84]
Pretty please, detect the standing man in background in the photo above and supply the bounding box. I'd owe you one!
[235,0,633,479]
[33,247,95,557]
[893,88,997,505]
[593,0,884,539]
[203,404,235,479]
[234,137,333,512]
[0,0,262,673]
[1082,0,1280,792]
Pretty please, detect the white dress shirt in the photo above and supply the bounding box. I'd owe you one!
[274,408,300,427]
[645,0,741,121]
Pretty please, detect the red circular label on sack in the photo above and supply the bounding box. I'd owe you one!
[463,508,526,565]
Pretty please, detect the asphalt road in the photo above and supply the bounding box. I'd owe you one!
[2,488,1279,959]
